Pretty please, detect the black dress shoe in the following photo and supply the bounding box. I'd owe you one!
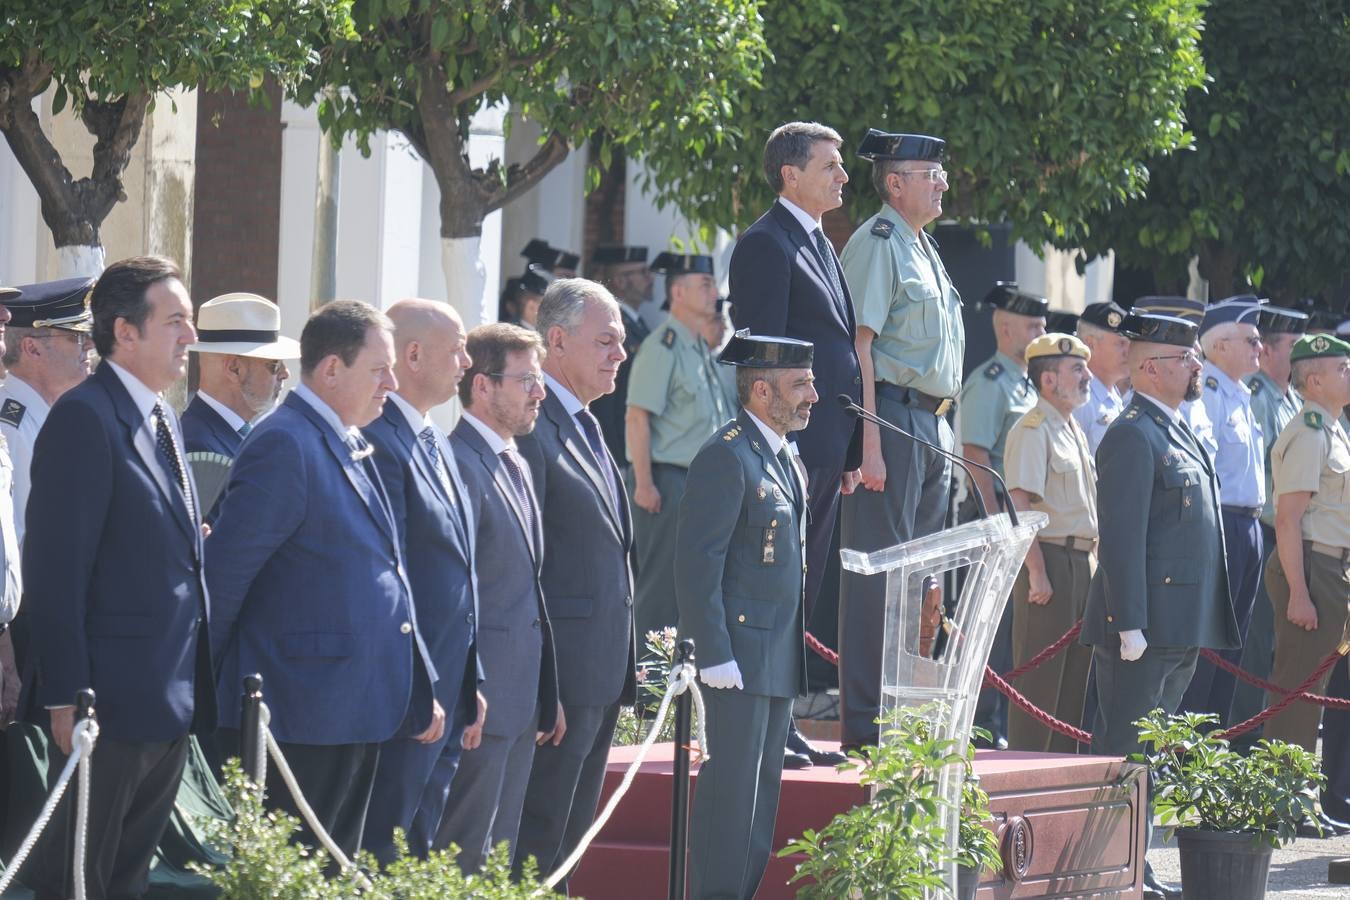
[783,749,812,770]
[786,725,849,766]
[1319,811,1350,836]
[1296,815,1329,839]
[1142,868,1181,899]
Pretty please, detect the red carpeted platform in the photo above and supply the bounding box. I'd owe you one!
[568,743,1145,899]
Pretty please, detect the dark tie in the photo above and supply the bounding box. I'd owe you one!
[153,403,196,523]
[238,421,252,437]
[776,444,801,509]
[576,407,622,513]
[498,448,537,540]
[813,227,845,302]
[418,425,457,506]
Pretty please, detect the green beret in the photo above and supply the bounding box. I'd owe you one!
[1290,333,1350,362]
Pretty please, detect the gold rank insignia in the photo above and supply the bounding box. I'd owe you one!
[722,425,741,441]
[1123,408,1139,420]
[1020,409,1045,428]
[985,362,1003,379]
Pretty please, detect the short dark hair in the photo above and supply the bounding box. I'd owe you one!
[870,158,904,200]
[735,366,774,406]
[90,256,182,358]
[1027,356,1057,393]
[762,122,843,194]
[459,322,546,407]
[300,300,392,374]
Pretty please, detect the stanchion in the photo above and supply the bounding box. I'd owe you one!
[668,639,695,900]
[240,674,264,783]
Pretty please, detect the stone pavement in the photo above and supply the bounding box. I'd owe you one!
[1150,828,1350,898]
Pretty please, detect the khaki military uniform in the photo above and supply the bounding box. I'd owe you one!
[1263,401,1350,751]
[1003,398,1097,752]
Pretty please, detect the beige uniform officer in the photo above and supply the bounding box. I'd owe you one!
[1263,333,1350,752]
[1004,334,1098,752]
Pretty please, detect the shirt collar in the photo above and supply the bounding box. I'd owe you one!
[777,196,822,234]
[1035,394,1071,425]
[461,409,514,455]
[195,391,248,432]
[293,381,359,443]
[542,371,585,416]
[1135,390,1182,423]
[386,391,430,435]
[880,204,923,245]
[104,359,161,421]
[1089,374,1121,402]
[995,349,1027,375]
[743,408,784,454]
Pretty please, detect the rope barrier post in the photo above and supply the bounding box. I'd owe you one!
[240,674,264,785]
[71,689,95,900]
[668,639,695,900]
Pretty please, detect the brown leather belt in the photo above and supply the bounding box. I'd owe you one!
[875,382,954,417]
[1039,535,1098,553]
[1222,505,1261,519]
[1308,540,1350,563]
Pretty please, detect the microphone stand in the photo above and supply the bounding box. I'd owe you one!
[836,394,1019,528]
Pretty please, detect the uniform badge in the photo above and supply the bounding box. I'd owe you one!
[762,528,776,564]
[1107,310,1123,328]
[1205,376,1219,391]
[757,486,767,500]
[1183,495,1193,507]
[870,219,894,239]
[661,328,676,348]
[1306,410,1325,429]
[0,398,25,428]
[1250,379,1264,395]
[1311,335,1331,353]
[774,487,784,501]
[1058,337,1073,354]
[984,362,1003,379]
[722,425,740,441]
[1123,408,1139,420]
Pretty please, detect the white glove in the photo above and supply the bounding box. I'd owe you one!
[699,660,744,690]
[1119,629,1148,662]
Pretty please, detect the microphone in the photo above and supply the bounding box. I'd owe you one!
[836,394,1019,527]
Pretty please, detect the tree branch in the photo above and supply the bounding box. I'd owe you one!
[78,93,150,226]
[487,129,571,214]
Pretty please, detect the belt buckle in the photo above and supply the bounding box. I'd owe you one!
[934,398,952,417]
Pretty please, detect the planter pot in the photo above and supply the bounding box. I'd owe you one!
[956,864,979,900]
[1175,827,1274,900]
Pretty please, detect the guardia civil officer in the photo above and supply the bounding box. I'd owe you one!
[625,253,732,642]
[676,332,814,900]
[1082,312,1239,900]
[1072,300,1131,452]
[1263,334,1350,837]
[1177,297,1266,724]
[1131,296,1216,455]
[836,129,963,750]
[1003,334,1096,753]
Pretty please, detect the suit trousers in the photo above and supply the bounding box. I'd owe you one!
[31,734,188,900]
[514,701,619,887]
[1007,543,1095,753]
[688,688,793,900]
[1262,546,1350,752]
[1180,511,1263,724]
[838,392,953,745]
[364,704,468,863]
[627,463,687,647]
[1090,643,1198,758]
[435,704,539,874]
[1228,523,1278,740]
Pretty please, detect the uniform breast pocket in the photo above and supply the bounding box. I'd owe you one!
[1160,465,1204,519]
[745,497,791,566]
[900,279,941,338]
[1328,449,1350,504]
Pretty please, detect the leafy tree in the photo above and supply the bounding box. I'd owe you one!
[646,0,1206,247]
[299,0,766,320]
[0,0,335,275]
[1067,0,1350,300]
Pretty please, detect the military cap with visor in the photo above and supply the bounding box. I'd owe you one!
[1078,300,1129,333]
[985,281,1049,318]
[1199,294,1265,336]
[522,239,579,272]
[650,252,715,276]
[591,245,648,265]
[1025,332,1091,364]
[1255,305,1310,335]
[856,129,946,162]
[519,264,556,296]
[718,329,814,368]
[1123,312,1199,347]
[1290,333,1350,363]
[1131,294,1205,325]
[3,276,95,332]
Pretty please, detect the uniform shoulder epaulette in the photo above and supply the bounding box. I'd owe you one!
[870,218,894,239]
[0,398,25,428]
[1305,410,1324,429]
[1250,378,1264,395]
[984,361,1003,379]
[721,424,743,442]
[1205,376,1219,391]
[661,327,676,348]
[1020,409,1045,428]
[1122,407,1140,421]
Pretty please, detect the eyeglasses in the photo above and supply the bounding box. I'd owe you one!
[899,168,948,184]
[261,359,287,375]
[1221,335,1262,348]
[1145,351,1202,366]
[488,371,545,392]
[34,332,91,353]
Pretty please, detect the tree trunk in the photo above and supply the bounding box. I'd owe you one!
[1199,241,1241,300]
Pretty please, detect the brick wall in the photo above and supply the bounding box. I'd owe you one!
[582,138,627,276]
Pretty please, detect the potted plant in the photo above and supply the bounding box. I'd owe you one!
[955,750,1001,900]
[1132,710,1324,900]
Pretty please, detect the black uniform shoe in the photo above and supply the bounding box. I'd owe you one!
[1142,868,1182,899]
[786,722,848,767]
[783,749,813,770]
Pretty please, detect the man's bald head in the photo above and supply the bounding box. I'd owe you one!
[385,298,472,413]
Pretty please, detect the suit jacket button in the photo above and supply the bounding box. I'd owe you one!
[737,614,746,623]
[400,622,412,634]
[1163,576,1172,584]
[1106,615,1114,623]
[466,613,475,624]
[533,618,541,627]
[770,519,778,527]
[854,376,862,385]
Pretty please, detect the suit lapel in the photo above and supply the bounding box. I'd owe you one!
[392,408,471,555]
[458,421,537,561]
[740,410,794,499]
[545,392,625,539]
[770,201,854,336]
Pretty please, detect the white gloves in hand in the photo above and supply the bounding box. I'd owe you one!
[1119,629,1148,662]
[699,660,744,690]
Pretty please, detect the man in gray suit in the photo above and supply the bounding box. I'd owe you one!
[676,332,815,900]
[1081,312,1239,900]
[440,323,561,872]
[514,279,638,885]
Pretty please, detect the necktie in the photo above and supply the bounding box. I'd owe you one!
[498,448,537,540]
[813,228,845,302]
[418,425,457,506]
[238,421,252,437]
[576,407,622,513]
[153,403,196,523]
[776,445,801,509]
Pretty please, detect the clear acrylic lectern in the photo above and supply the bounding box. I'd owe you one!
[840,511,1047,894]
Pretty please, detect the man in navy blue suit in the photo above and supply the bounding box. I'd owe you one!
[207,300,439,857]
[361,298,484,863]
[728,121,857,769]
[24,256,216,900]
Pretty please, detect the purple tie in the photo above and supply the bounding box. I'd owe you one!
[498,448,536,538]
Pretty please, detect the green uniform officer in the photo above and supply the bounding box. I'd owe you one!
[837,129,965,749]
[625,252,730,645]
[1003,334,1097,753]
[1263,334,1350,753]
[676,332,813,900]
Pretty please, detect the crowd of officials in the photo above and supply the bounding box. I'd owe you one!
[0,120,1348,900]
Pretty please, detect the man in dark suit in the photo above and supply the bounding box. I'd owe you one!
[728,120,857,769]
[440,322,561,873]
[359,299,483,862]
[677,333,815,900]
[514,279,637,886]
[207,300,439,857]
[24,256,216,899]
